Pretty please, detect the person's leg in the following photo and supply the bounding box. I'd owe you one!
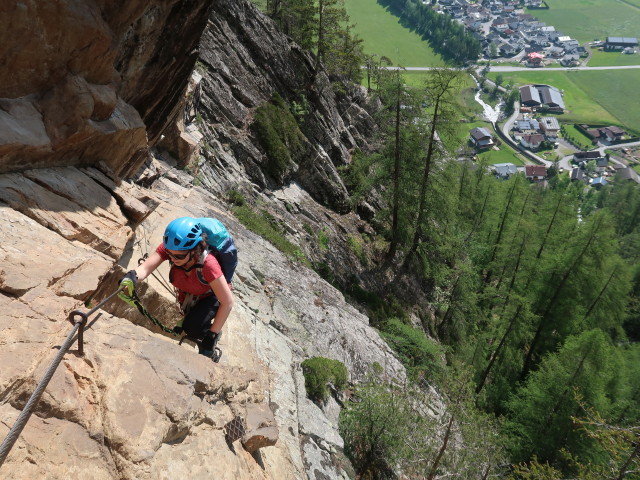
[182,296,219,348]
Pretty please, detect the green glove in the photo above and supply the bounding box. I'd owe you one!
[117,270,138,307]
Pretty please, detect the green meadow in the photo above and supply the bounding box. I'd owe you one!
[588,48,640,67]
[345,0,445,67]
[529,0,640,44]
[488,69,640,135]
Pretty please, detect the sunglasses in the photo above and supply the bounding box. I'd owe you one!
[167,250,192,261]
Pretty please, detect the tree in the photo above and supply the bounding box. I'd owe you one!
[340,367,506,479]
[403,68,466,266]
[506,329,624,468]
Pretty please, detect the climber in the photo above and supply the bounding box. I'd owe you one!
[119,217,234,358]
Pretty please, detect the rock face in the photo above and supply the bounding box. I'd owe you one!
[0,0,409,478]
[0,0,212,176]
[196,0,376,213]
[0,166,405,479]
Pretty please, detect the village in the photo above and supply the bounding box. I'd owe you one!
[437,0,638,66]
[468,82,640,188]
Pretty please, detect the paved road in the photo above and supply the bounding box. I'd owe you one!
[489,65,640,72]
[386,65,640,72]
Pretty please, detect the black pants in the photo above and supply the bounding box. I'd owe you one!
[182,296,219,342]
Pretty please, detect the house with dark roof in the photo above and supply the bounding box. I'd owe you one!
[520,85,541,106]
[596,157,608,173]
[525,164,547,181]
[605,37,639,50]
[470,127,494,149]
[570,167,585,182]
[617,167,640,184]
[574,151,603,160]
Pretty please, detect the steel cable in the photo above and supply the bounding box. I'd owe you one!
[0,287,123,468]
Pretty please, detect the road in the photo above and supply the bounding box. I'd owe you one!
[385,65,640,72]
[488,65,640,72]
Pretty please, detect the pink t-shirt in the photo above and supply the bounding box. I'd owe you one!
[156,243,223,302]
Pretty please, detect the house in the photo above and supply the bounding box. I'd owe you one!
[547,46,564,58]
[596,157,608,172]
[470,127,494,149]
[601,126,625,142]
[520,85,542,106]
[591,176,608,188]
[617,167,640,184]
[526,51,544,66]
[493,163,519,179]
[570,167,585,182]
[539,116,560,138]
[574,151,605,165]
[560,54,580,67]
[605,37,639,51]
[537,85,565,111]
[519,133,545,150]
[525,164,547,181]
[515,119,540,132]
[584,126,626,142]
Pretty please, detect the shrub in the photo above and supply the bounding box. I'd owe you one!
[379,318,445,381]
[227,189,245,206]
[232,204,310,266]
[301,357,348,403]
[251,93,306,182]
[347,234,366,264]
[318,229,330,250]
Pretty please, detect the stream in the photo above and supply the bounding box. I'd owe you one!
[472,77,503,123]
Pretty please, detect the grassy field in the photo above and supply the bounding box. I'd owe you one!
[528,0,640,44]
[456,120,526,165]
[588,48,640,66]
[487,70,640,134]
[345,0,445,67]
[562,124,594,150]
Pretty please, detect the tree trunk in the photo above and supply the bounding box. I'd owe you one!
[403,96,440,266]
[427,414,455,480]
[476,305,522,394]
[387,81,402,260]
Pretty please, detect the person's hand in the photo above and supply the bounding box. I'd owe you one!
[117,270,138,305]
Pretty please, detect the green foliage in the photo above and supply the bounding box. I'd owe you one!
[318,229,330,251]
[379,318,445,381]
[302,222,314,236]
[232,204,309,266]
[505,330,623,469]
[251,93,306,182]
[301,357,348,402]
[340,370,506,479]
[347,234,366,264]
[227,189,245,206]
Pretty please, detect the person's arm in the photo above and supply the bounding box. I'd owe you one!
[134,251,164,282]
[208,275,234,334]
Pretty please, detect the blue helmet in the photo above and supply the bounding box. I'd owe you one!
[163,217,203,250]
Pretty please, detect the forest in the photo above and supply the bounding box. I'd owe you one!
[339,66,640,478]
[250,1,639,477]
